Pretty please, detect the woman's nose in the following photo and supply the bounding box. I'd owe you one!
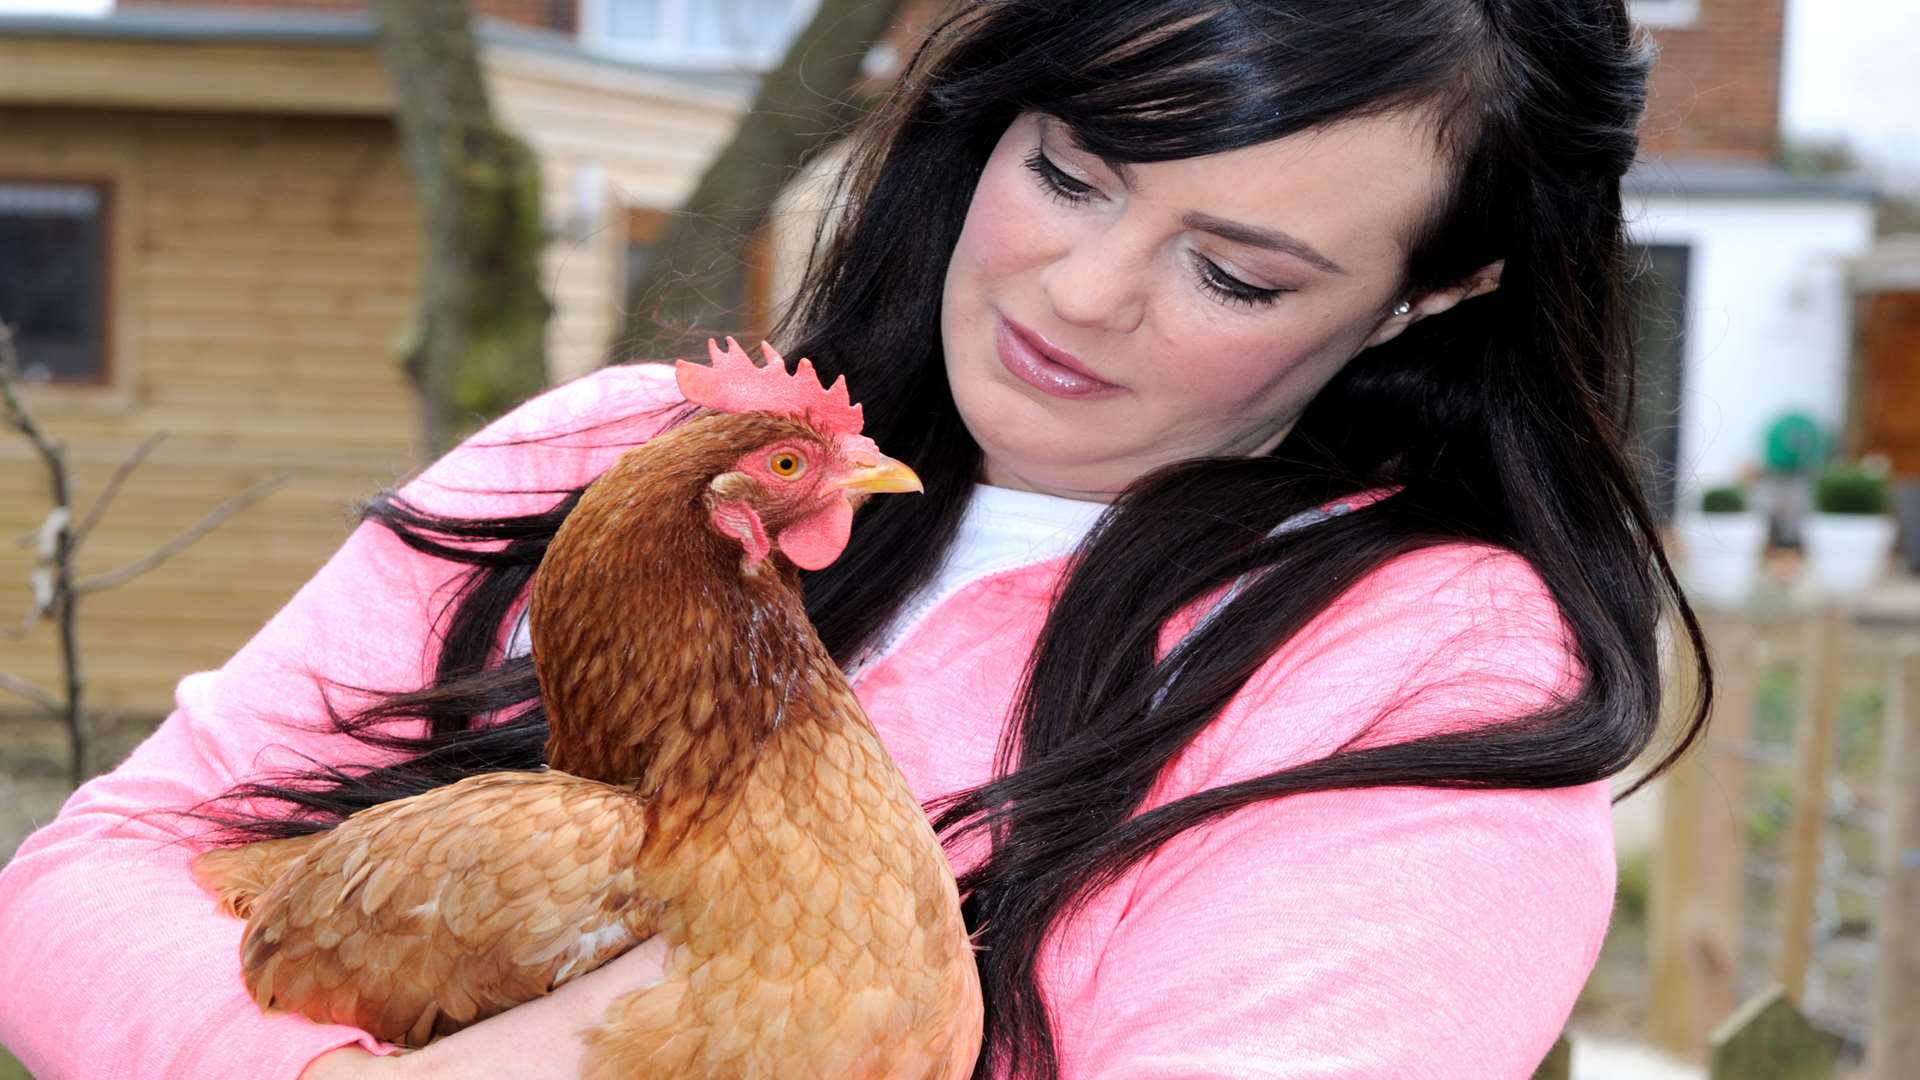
[1038,224,1147,334]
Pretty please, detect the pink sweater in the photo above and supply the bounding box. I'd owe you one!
[0,363,1614,1079]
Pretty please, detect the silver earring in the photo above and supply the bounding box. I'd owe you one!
[1392,301,1412,317]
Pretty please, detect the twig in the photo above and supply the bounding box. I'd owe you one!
[0,320,88,783]
[2,604,40,639]
[2,507,67,640]
[2,285,283,787]
[0,670,60,715]
[70,431,168,550]
[74,474,291,594]
[0,325,60,461]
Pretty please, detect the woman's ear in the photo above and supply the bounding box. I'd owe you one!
[1362,260,1506,348]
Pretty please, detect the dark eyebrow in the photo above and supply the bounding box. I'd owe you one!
[1181,212,1349,276]
[1051,121,1141,189]
[1050,119,1348,277]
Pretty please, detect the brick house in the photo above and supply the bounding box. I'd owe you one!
[1624,0,1879,524]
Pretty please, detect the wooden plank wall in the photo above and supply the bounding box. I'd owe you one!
[1,57,760,716]
[1,106,424,716]
[484,48,747,377]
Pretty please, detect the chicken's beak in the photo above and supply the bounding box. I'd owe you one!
[834,453,923,495]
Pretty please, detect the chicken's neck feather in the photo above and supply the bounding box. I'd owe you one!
[527,415,856,855]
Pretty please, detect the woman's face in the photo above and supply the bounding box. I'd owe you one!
[940,110,1474,500]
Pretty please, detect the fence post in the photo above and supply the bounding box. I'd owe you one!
[1866,642,1920,1080]
[1649,610,1755,1059]
[1708,986,1837,1080]
[1777,605,1845,1001]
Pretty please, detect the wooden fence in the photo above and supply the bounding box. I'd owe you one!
[1636,588,1920,1079]
[1532,987,1839,1079]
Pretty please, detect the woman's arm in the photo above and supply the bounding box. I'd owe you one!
[1063,782,1613,1079]
[1060,544,1615,1078]
[297,936,672,1080]
[0,364,681,1079]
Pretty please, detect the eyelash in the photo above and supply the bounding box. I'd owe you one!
[1020,147,1290,309]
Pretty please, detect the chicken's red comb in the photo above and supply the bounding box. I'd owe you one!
[674,337,864,437]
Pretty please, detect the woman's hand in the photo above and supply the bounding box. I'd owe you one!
[299,936,671,1080]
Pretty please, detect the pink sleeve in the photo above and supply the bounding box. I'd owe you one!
[1059,545,1616,1078]
[0,363,682,1080]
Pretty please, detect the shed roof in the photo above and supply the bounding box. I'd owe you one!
[1627,159,1880,202]
[0,7,754,112]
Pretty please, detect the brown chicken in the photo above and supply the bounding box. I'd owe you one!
[192,339,984,1078]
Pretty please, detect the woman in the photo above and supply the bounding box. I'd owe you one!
[0,1,1711,1077]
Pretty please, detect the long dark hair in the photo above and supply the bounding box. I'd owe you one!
[208,3,1710,1078]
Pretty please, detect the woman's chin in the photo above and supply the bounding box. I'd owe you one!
[978,448,1137,501]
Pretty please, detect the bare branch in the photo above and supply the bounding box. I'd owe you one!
[0,322,84,780]
[0,323,62,468]
[74,474,292,594]
[0,670,61,715]
[1,604,42,640]
[1,506,68,640]
[70,431,169,550]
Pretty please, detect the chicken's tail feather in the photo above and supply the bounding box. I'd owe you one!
[192,834,324,919]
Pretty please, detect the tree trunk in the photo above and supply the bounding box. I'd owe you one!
[617,0,917,364]
[370,0,553,456]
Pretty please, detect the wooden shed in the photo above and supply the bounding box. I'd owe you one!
[0,7,751,717]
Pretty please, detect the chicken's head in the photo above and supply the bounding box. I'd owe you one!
[677,338,921,572]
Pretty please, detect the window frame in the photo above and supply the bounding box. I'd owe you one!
[1630,0,1701,29]
[578,0,822,70]
[1,152,141,414]
[0,176,115,389]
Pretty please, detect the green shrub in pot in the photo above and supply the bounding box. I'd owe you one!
[1804,458,1896,593]
[1701,486,1747,514]
[1678,481,1765,605]
[1813,464,1888,516]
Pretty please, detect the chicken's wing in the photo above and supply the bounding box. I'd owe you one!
[193,770,660,1046]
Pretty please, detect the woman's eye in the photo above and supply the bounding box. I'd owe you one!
[1022,148,1097,206]
[769,452,805,478]
[1190,253,1289,309]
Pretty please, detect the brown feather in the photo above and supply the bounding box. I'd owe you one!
[206,772,657,1046]
[201,410,981,1075]
[193,833,326,920]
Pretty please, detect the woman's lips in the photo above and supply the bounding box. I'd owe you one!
[994,318,1120,399]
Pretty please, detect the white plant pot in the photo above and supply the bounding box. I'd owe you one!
[1676,511,1769,606]
[1801,513,1899,595]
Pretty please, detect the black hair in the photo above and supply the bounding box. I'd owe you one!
[204,3,1707,1078]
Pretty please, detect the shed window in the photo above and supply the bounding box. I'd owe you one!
[584,0,820,69]
[0,180,109,385]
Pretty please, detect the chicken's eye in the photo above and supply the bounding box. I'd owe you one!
[768,451,805,479]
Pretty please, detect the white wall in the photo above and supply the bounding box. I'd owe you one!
[1628,194,1876,494]
[1784,0,1920,193]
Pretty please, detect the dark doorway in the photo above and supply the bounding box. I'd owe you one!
[1629,243,1691,523]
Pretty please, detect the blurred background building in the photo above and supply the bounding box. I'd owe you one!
[7,0,1912,709]
[1626,0,1877,523]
